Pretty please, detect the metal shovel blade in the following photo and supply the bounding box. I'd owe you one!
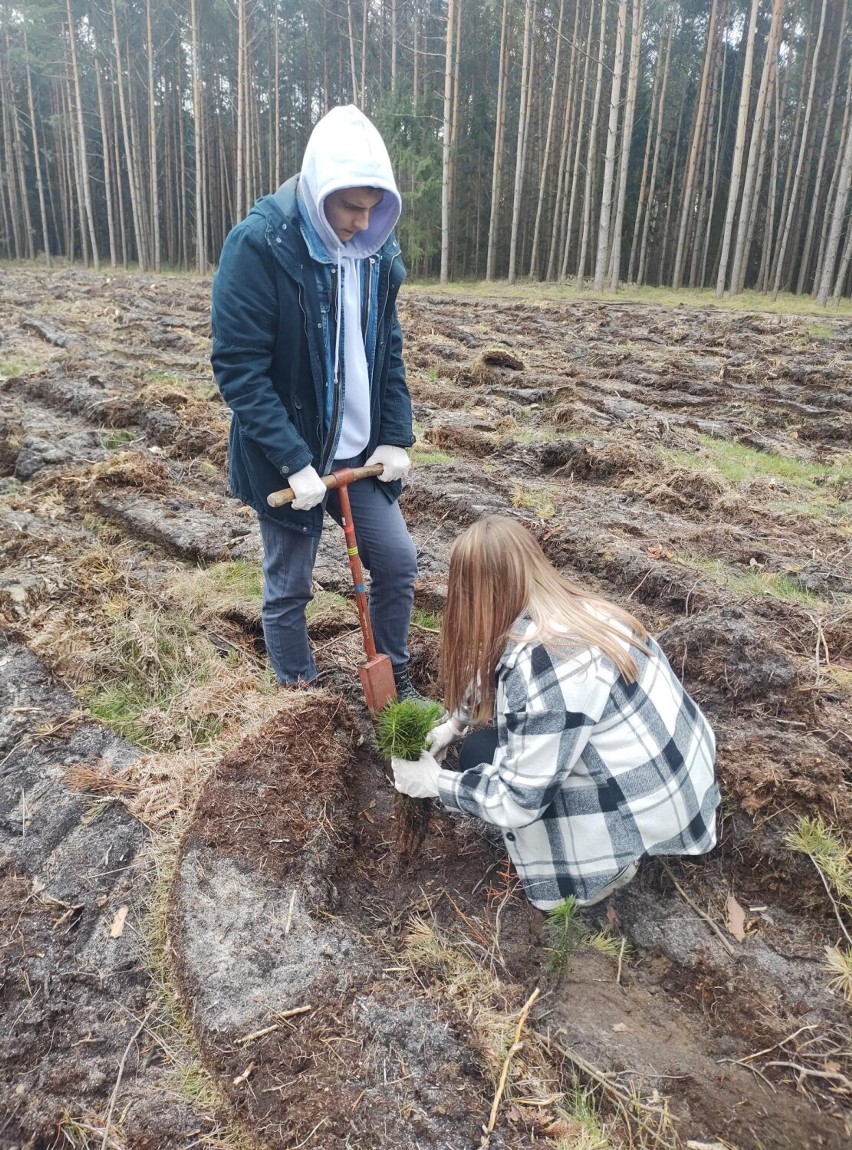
[358,653,397,713]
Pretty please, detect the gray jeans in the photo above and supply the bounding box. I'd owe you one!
[258,462,417,685]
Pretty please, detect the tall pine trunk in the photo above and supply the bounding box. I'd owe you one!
[715,0,759,298]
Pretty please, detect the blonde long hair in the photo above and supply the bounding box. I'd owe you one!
[440,516,651,723]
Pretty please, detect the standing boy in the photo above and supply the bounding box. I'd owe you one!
[212,105,421,698]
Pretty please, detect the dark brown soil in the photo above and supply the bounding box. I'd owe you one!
[1,266,850,1150]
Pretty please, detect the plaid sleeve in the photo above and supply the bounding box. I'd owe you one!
[437,642,616,829]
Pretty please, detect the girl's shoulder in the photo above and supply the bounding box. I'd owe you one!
[500,624,612,683]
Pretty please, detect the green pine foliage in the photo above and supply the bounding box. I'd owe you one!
[375,698,444,761]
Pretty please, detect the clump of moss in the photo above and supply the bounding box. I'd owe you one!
[376,699,443,856]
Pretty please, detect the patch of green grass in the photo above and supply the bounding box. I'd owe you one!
[677,551,830,608]
[411,443,454,466]
[100,429,136,449]
[803,321,834,340]
[410,279,852,319]
[511,485,556,519]
[510,424,558,444]
[306,589,353,621]
[411,608,441,631]
[82,610,224,749]
[668,436,852,489]
[147,369,187,386]
[0,358,28,377]
[175,558,264,618]
[550,1089,622,1149]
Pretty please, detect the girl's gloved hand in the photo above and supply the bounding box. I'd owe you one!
[364,445,411,483]
[391,751,441,799]
[427,716,466,762]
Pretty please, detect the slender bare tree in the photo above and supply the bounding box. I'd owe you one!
[508,0,536,284]
[577,0,608,289]
[772,0,826,299]
[817,78,852,305]
[730,0,784,295]
[594,0,626,291]
[486,0,510,280]
[715,0,759,298]
[672,0,719,290]
[529,0,565,278]
[440,0,457,284]
[609,0,643,289]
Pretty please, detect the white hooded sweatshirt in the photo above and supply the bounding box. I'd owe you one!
[297,106,402,460]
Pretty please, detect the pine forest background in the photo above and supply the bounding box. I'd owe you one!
[2,0,852,304]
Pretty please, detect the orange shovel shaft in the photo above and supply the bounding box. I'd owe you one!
[337,482,378,661]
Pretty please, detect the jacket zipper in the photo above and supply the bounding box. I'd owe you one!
[319,268,341,473]
[373,250,400,385]
[298,280,331,467]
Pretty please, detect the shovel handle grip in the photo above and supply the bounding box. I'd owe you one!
[267,463,384,508]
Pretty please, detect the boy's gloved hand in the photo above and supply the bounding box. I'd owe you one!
[364,445,411,483]
[288,464,327,510]
[391,751,441,799]
[427,716,467,762]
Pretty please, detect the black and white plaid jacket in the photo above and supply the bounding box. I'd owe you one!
[437,619,719,909]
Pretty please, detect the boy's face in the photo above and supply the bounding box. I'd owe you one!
[324,186,383,243]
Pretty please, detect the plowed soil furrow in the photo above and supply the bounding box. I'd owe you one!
[1,266,850,1150]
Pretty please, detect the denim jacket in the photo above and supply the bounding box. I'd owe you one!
[211,176,413,534]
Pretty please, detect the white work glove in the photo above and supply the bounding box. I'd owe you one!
[391,750,441,799]
[364,445,411,483]
[288,464,327,511]
[427,715,467,763]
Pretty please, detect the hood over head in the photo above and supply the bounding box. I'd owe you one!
[298,105,401,259]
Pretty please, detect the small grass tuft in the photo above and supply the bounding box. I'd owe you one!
[824,945,852,1004]
[511,484,556,519]
[787,816,852,907]
[100,429,137,450]
[0,358,28,377]
[169,558,264,621]
[411,445,455,465]
[411,607,442,631]
[549,1088,622,1149]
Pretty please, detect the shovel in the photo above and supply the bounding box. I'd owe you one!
[267,464,397,712]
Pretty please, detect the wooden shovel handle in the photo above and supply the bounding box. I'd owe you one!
[267,463,384,508]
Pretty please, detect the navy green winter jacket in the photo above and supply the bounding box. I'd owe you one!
[210,177,413,535]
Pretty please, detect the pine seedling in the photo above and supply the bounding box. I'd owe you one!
[376,699,444,759]
[376,698,443,855]
[545,896,586,974]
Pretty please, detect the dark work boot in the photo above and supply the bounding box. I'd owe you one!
[393,667,429,705]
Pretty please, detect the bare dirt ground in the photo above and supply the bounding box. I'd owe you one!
[1,264,850,1150]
